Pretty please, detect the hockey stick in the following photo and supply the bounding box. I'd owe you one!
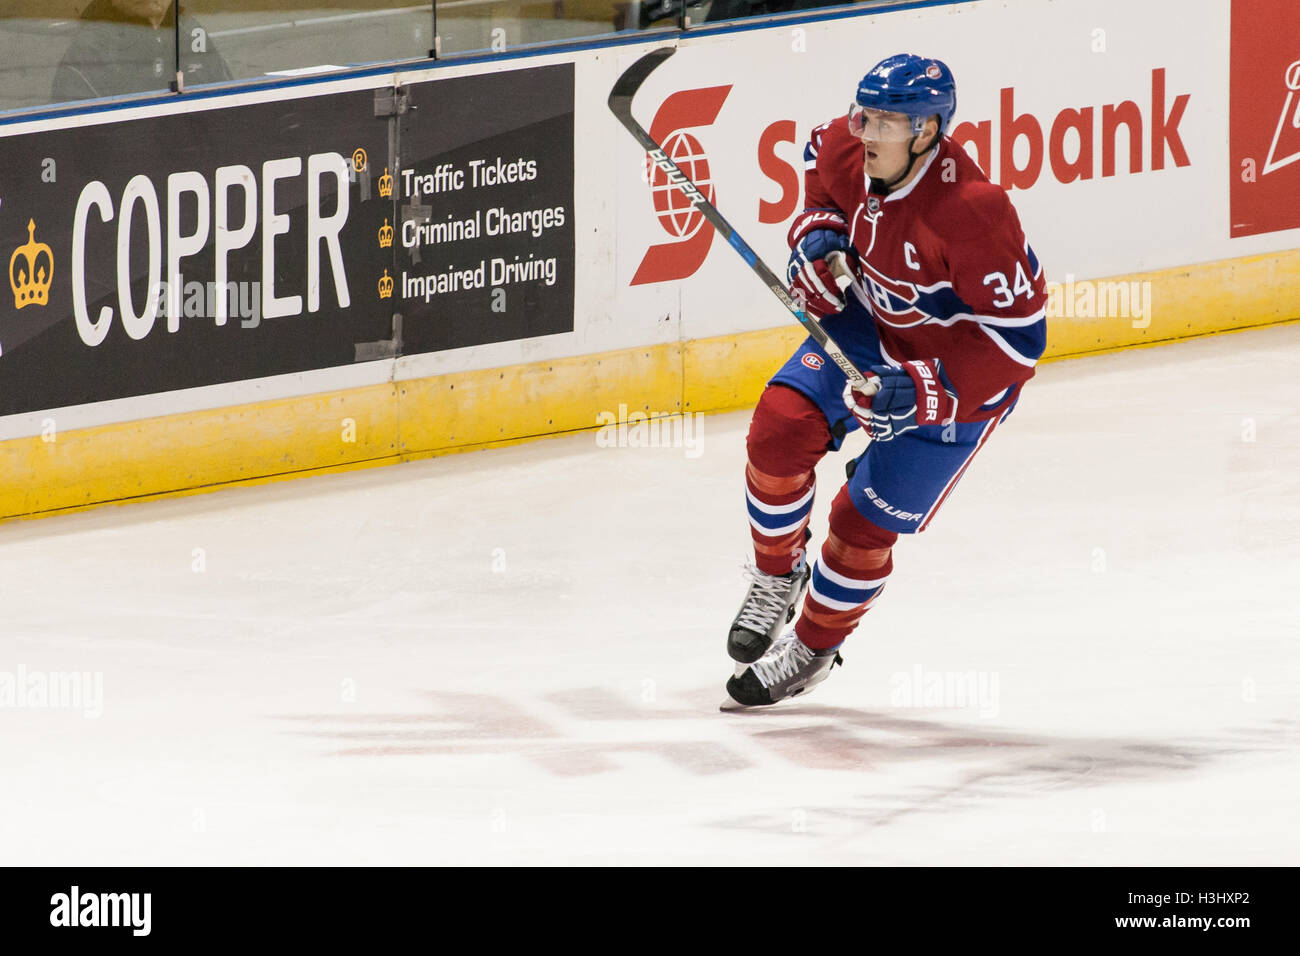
[608,46,878,396]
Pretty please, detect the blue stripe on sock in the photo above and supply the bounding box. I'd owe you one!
[746,496,814,532]
[810,565,883,606]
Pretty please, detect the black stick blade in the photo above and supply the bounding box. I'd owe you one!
[608,46,677,120]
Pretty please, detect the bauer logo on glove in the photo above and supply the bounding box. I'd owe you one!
[910,360,946,424]
[842,358,957,442]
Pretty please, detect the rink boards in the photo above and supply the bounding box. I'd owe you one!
[2,0,1298,519]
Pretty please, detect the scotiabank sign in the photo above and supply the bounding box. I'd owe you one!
[952,68,1191,190]
[1229,0,1300,238]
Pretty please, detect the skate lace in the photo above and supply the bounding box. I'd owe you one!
[733,563,795,633]
[751,632,814,687]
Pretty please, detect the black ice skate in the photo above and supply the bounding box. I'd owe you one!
[722,631,842,709]
[727,562,811,663]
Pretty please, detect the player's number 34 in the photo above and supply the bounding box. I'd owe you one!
[983,263,1035,309]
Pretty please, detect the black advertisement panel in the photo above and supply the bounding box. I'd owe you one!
[0,63,575,418]
[394,65,575,355]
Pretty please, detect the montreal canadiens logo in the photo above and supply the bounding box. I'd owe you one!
[925,64,942,79]
[801,353,824,370]
[857,260,938,328]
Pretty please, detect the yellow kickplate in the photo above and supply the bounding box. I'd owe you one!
[5,249,1298,521]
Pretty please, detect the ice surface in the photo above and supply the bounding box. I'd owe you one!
[2,324,1298,865]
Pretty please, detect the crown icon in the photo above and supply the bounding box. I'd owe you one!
[378,218,394,248]
[378,167,393,198]
[10,219,53,310]
[378,269,394,299]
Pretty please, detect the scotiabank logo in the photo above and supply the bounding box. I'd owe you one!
[631,85,731,286]
[1229,0,1300,237]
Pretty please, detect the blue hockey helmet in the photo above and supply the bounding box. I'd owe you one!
[853,54,957,137]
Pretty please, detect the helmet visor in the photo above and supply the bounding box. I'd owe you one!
[848,105,921,143]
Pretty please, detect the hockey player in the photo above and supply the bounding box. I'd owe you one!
[725,54,1047,707]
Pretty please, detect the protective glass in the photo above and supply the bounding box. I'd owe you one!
[847,105,920,142]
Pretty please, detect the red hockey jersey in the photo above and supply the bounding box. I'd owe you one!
[801,118,1047,422]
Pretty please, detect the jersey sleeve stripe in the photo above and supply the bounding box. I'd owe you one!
[978,386,1010,409]
[979,321,1044,367]
[943,307,1047,329]
[1026,242,1042,279]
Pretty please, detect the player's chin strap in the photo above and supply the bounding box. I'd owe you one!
[869,130,940,195]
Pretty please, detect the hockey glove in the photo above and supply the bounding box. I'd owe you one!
[786,208,855,319]
[843,359,958,442]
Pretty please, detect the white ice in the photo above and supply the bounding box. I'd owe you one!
[2,324,1298,865]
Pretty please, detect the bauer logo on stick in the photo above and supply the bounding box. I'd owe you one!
[648,146,711,217]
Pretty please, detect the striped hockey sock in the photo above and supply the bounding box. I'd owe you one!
[796,485,898,650]
[746,464,815,577]
[744,385,833,577]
